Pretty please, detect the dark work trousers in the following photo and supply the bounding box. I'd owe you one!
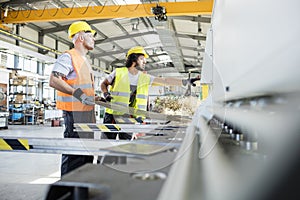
[102,112,132,140]
[61,110,95,176]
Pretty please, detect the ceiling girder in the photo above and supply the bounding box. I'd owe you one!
[181,46,205,52]
[41,19,108,34]
[94,48,128,58]
[1,1,213,24]
[184,55,204,60]
[176,33,206,41]
[110,52,169,66]
[171,16,211,23]
[0,0,45,8]
[95,30,157,45]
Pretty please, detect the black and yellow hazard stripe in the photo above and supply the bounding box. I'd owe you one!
[115,118,138,124]
[0,138,30,150]
[75,124,121,132]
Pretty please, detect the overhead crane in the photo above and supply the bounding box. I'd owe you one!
[0,1,213,24]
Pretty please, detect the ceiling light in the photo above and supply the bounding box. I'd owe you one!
[130,18,139,31]
[4,6,8,17]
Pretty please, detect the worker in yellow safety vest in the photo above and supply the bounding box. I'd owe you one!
[49,21,100,176]
[100,46,200,140]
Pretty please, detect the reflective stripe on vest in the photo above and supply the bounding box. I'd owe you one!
[56,49,94,111]
[106,67,150,116]
[134,72,150,118]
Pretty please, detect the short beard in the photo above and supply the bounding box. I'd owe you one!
[135,63,145,71]
[135,65,144,71]
[83,43,94,51]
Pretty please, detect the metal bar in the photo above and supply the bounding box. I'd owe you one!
[0,29,61,55]
[95,101,191,122]
[74,123,186,133]
[1,1,213,24]
[0,137,180,156]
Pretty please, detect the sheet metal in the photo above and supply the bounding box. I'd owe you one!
[95,100,191,122]
[74,123,186,133]
[0,137,180,156]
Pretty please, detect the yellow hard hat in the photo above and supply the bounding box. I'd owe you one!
[68,21,96,39]
[126,46,149,58]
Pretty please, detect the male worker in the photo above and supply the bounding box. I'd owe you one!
[100,46,199,140]
[49,21,98,176]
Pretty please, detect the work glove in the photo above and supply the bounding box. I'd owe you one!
[73,88,95,105]
[103,92,113,102]
[182,76,200,87]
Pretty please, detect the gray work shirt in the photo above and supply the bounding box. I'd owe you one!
[52,53,76,79]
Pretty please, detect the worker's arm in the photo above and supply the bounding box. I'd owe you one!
[100,78,111,94]
[50,72,95,105]
[152,75,200,86]
[100,78,113,101]
[49,72,75,95]
[152,77,183,86]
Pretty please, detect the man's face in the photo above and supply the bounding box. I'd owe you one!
[135,55,147,70]
[83,32,95,50]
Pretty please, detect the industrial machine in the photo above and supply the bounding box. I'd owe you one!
[157,1,300,200]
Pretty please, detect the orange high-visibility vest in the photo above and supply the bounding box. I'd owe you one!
[56,49,94,111]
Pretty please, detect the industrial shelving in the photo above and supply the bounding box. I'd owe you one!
[8,72,38,125]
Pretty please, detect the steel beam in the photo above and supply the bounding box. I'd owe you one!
[1,1,213,24]
[0,137,180,156]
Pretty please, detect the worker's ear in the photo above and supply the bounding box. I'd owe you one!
[79,35,84,41]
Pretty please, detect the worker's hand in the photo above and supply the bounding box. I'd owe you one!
[103,92,113,102]
[182,76,200,87]
[73,88,95,105]
[131,133,138,141]
[95,95,101,101]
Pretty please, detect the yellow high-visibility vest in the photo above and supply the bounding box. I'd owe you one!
[106,67,150,116]
[56,49,94,111]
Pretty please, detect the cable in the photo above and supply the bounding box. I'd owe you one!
[46,7,59,17]
[75,2,91,15]
[5,1,159,23]
[91,1,106,15]
[110,5,122,13]
[60,3,75,16]
[33,5,46,18]
[20,8,32,19]
[141,0,157,16]
[124,3,140,12]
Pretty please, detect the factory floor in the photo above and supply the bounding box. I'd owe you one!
[0,124,63,200]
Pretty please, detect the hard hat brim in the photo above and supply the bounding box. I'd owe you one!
[69,29,97,39]
[144,53,149,58]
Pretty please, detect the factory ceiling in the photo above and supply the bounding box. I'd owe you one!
[0,0,212,77]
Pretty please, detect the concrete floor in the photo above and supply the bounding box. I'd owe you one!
[0,124,63,200]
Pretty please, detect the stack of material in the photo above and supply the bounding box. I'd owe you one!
[152,96,200,116]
